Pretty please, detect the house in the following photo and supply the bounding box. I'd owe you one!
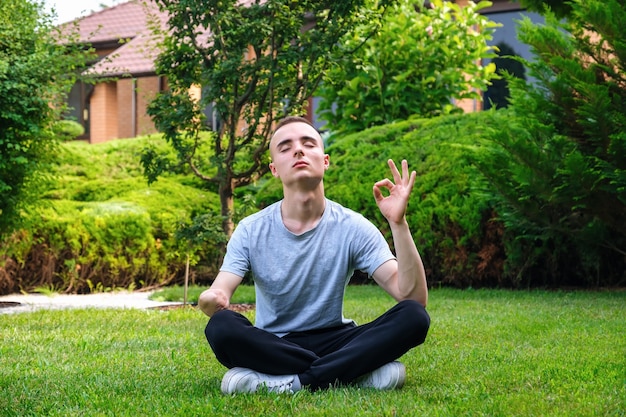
[61,0,168,144]
[62,0,541,144]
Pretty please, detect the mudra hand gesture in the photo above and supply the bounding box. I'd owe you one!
[372,159,416,225]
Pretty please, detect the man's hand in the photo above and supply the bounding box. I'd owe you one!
[373,159,416,225]
[372,159,427,306]
[198,288,230,317]
[198,271,242,317]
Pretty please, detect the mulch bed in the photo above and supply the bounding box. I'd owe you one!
[0,300,256,312]
[228,303,256,312]
[150,303,255,312]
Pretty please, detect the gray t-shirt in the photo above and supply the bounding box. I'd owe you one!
[221,198,395,336]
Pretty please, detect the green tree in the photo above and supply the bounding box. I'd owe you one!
[315,0,499,136]
[0,0,90,238]
[473,0,626,286]
[145,0,393,237]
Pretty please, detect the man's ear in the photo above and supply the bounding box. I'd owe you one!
[324,154,330,170]
[269,161,279,177]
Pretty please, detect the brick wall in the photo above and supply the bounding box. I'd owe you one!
[88,76,162,143]
[89,82,118,144]
[136,76,161,137]
[117,78,134,139]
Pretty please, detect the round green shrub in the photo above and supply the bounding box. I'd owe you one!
[53,120,85,141]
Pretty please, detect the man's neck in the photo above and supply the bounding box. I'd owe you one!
[280,187,326,235]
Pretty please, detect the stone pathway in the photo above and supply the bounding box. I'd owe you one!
[0,291,183,314]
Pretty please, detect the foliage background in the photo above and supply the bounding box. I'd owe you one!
[0,0,92,238]
[2,0,624,294]
[316,0,498,136]
[1,111,509,294]
[3,103,624,294]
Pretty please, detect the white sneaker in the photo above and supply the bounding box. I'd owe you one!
[355,361,406,390]
[221,367,301,394]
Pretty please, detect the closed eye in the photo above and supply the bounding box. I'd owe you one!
[302,138,317,147]
[274,136,319,153]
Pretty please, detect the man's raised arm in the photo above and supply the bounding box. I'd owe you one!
[372,159,428,306]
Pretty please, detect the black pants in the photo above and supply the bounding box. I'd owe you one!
[205,299,430,390]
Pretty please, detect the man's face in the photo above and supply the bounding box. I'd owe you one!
[269,122,329,186]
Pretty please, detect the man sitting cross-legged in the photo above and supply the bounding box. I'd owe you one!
[198,116,430,394]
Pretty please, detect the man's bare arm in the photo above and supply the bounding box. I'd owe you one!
[197,271,244,317]
[372,159,428,306]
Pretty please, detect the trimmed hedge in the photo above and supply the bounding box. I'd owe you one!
[321,112,507,287]
[3,113,508,294]
[0,136,219,295]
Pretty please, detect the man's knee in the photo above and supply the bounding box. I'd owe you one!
[398,299,431,345]
[204,309,244,344]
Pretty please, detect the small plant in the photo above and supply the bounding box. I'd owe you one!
[150,284,256,304]
[86,279,112,293]
[32,284,59,296]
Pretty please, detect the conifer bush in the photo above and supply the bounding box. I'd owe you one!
[472,0,626,286]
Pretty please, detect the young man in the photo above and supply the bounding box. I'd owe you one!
[198,116,430,394]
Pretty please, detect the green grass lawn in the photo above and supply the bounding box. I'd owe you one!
[1,287,624,416]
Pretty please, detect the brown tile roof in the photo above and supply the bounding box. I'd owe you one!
[85,27,164,77]
[60,0,258,78]
[60,0,169,77]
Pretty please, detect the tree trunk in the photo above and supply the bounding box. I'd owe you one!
[219,179,235,238]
